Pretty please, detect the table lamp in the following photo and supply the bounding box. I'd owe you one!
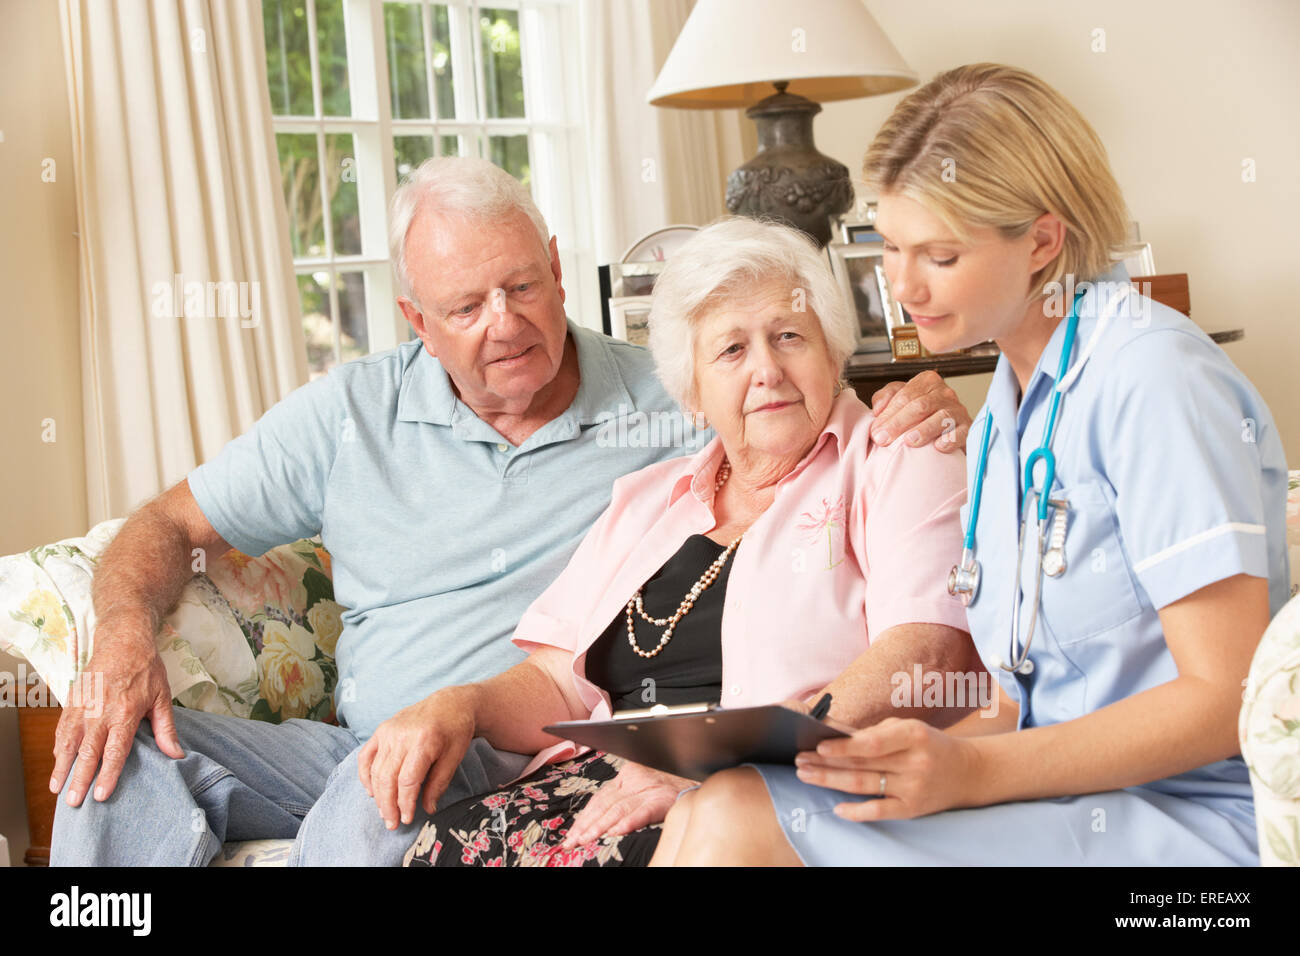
[647,0,917,246]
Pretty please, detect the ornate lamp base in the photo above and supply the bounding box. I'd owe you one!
[724,84,854,247]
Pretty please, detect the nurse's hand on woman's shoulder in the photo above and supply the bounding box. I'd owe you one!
[869,371,972,454]
[793,717,982,821]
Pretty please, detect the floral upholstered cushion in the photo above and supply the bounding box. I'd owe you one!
[1238,470,1300,867]
[1241,591,1300,866]
[0,518,342,725]
[207,839,294,867]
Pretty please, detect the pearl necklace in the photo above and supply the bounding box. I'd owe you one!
[625,458,742,660]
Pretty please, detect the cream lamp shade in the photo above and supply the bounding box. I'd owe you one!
[646,0,917,246]
[647,0,917,108]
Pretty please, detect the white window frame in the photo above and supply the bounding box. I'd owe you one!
[268,0,595,370]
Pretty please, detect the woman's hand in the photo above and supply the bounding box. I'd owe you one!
[794,717,983,821]
[561,760,696,848]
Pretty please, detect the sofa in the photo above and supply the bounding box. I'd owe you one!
[4,472,1300,866]
[2,521,342,865]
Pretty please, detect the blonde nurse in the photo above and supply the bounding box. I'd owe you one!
[649,63,1290,867]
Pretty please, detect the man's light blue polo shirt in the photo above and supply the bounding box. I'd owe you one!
[188,319,703,740]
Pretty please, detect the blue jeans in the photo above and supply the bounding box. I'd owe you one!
[50,707,531,866]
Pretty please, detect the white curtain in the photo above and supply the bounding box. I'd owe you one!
[60,0,307,524]
[579,0,753,263]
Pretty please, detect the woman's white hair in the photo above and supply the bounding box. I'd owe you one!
[388,156,550,304]
[648,217,857,408]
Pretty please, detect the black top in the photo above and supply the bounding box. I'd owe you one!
[584,534,730,712]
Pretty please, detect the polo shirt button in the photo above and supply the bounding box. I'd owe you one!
[497,443,508,453]
[729,685,741,696]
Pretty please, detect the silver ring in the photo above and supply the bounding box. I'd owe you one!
[879,773,887,796]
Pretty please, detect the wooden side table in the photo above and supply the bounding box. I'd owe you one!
[845,329,1244,400]
[16,704,60,866]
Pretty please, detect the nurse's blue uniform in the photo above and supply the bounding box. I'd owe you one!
[751,265,1291,865]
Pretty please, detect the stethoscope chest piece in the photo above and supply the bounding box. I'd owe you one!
[947,551,981,606]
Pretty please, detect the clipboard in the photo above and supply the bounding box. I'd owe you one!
[543,704,849,780]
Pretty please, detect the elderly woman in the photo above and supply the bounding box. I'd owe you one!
[648,64,1288,867]
[398,216,982,867]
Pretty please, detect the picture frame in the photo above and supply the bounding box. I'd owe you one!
[598,262,666,336]
[826,240,907,354]
[833,201,881,244]
[607,294,653,347]
[842,222,886,245]
[1122,241,1156,278]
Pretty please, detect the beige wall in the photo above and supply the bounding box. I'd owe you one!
[0,0,85,864]
[821,0,1299,458]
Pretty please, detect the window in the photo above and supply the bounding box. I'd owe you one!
[262,0,592,378]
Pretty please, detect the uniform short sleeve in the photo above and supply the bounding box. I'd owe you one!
[858,440,971,643]
[1103,330,1275,609]
[187,374,342,557]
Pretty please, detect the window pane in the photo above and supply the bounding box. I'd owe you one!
[299,271,335,378]
[315,0,352,116]
[489,134,530,188]
[384,2,429,119]
[325,133,361,255]
[395,134,434,183]
[338,272,369,362]
[277,133,325,256]
[432,4,455,120]
[439,134,460,157]
[262,0,314,116]
[479,8,523,119]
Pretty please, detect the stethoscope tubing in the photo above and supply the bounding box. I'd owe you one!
[953,286,1091,674]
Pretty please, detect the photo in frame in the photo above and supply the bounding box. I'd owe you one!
[827,240,908,354]
[607,295,653,347]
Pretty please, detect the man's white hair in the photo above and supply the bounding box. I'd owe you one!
[388,156,551,304]
[648,217,858,409]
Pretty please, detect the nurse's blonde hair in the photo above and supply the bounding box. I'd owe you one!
[863,63,1133,295]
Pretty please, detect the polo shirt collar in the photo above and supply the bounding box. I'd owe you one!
[564,320,636,425]
[396,340,457,426]
[395,318,635,427]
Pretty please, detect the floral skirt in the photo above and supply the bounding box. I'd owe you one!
[402,751,663,867]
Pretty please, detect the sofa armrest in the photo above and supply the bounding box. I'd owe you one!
[1240,592,1300,866]
[1,520,343,725]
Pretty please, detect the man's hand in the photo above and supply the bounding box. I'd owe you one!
[561,759,696,848]
[869,370,972,454]
[51,609,183,806]
[357,687,477,830]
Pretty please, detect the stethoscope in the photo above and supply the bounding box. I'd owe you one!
[947,283,1131,675]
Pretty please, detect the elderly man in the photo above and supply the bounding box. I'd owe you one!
[49,157,969,866]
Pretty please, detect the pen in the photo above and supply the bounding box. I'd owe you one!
[809,693,833,721]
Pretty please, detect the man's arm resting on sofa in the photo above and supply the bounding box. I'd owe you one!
[51,478,233,807]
